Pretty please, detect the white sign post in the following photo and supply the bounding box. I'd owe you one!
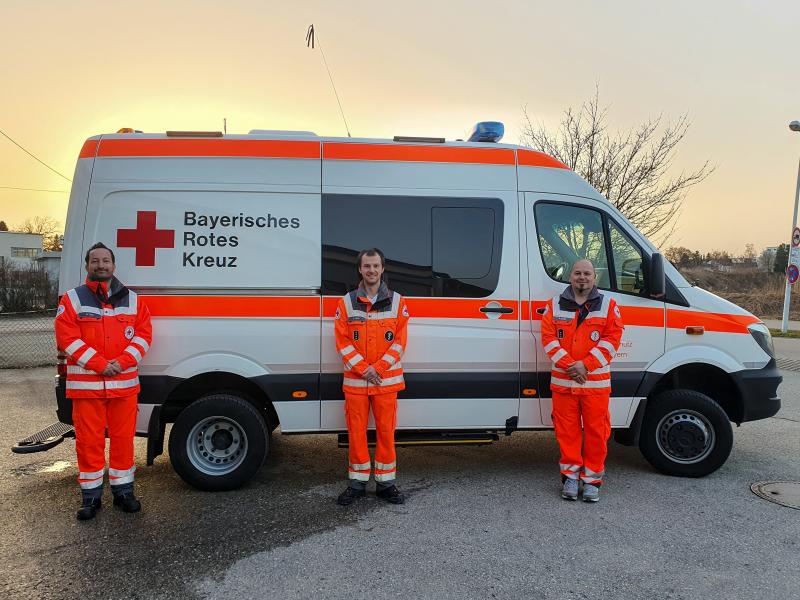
[780,160,800,333]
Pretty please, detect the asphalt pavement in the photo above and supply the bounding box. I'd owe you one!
[1,364,798,600]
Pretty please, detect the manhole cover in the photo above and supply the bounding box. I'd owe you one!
[751,481,800,510]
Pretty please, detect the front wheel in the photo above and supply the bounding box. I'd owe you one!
[639,389,733,477]
[168,393,269,491]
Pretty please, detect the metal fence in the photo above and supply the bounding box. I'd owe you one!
[0,309,57,368]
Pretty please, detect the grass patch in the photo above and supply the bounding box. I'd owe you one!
[769,328,800,339]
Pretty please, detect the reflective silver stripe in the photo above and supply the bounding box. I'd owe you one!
[343,377,369,388]
[559,463,581,473]
[65,339,85,355]
[76,347,97,368]
[124,346,143,363]
[588,366,610,375]
[80,478,104,489]
[66,380,104,390]
[552,376,610,389]
[581,469,605,482]
[374,472,396,482]
[109,466,136,478]
[127,290,138,315]
[374,461,396,470]
[339,344,356,357]
[380,353,397,367]
[348,471,370,481]
[598,340,617,355]
[105,377,140,389]
[66,289,83,313]
[552,298,575,320]
[376,375,404,387]
[588,295,611,318]
[590,347,608,367]
[551,348,568,364]
[543,340,560,353]
[343,294,368,319]
[387,293,401,319]
[345,354,365,370]
[350,462,371,471]
[79,469,105,479]
[390,343,404,356]
[132,336,150,352]
[110,473,135,485]
[69,365,137,375]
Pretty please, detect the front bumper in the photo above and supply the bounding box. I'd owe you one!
[733,359,782,422]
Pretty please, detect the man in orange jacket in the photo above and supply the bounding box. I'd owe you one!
[334,248,409,506]
[55,242,152,520]
[541,259,624,503]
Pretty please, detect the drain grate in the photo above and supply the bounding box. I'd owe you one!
[751,481,800,510]
[777,358,800,372]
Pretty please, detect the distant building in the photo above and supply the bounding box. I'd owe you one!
[0,231,43,267]
[35,251,62,282]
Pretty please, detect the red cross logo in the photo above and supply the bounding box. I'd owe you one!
[117,211,175,267]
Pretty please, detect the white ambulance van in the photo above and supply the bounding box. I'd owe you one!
[14,124,781,490]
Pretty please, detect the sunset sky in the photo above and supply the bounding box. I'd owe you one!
[1,0,798,254]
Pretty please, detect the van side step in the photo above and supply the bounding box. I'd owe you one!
[12,422,75,454]
[337,431,499,448]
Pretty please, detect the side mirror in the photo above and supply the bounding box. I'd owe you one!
[649,252,666,298]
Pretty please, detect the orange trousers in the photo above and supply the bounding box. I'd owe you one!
[345,392,397,489]
[72,394,137,498]
[552,391,611,485]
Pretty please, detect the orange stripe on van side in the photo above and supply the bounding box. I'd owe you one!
[323,142,516,165]
[322,297,517,319]
[96,139,321,159]
[79,140,99,159]
[142,296,321,318]
[666,309,759,334]
[516,149,569,170]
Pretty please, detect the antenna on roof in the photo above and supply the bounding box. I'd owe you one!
[223,118,227,134]
[306,24,352,138]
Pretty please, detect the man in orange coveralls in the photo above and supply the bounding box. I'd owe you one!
[55,242,152,520]
[334,248,409,506]
[541,259,624,503]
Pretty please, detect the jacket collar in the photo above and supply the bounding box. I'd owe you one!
[84,276,126,303]
[356,281,391,305]
[559,285,601,311]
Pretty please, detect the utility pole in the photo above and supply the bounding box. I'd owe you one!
[780,120,800,333]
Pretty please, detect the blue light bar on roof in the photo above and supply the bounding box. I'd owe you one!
[467,121,504,143]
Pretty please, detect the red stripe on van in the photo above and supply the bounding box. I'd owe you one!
[142,296,321,318]
[666,309,759,334]
[323,142,516,165]
[79,140,99,159]
[516,149,569,170]
[96,139,321,159]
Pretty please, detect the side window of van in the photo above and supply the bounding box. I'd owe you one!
[609,221,645,294]
[322,194,503,298]
[534,203,611,288]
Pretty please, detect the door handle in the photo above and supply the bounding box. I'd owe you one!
[536,307,547,315]
[480,306,514,314]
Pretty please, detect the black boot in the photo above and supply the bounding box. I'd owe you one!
[376,485,405,504]
[113,493,141,513]
[336,486,366,506]
[76,498,102,521]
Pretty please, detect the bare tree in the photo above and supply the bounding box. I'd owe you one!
[520,89,713,243]
[0,221,8,231]
[17,216,63,251]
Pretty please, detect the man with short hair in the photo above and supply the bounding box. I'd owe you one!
[334,248,409,505]
[55,242,152,520]
[541,259,624,502]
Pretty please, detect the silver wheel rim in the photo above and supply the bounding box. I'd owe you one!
[655,409,715,465]
[186,416,248,476]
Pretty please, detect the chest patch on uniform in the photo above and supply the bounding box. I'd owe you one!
[557,329,564,339]
[353,330,360,341]
[124,326,135,340]
[590,330,600,342]
[57,305,65,317]
[385,331,394,342]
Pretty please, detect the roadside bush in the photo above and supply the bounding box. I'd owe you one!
[0,261,57,312]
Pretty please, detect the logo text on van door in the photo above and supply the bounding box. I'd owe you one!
[181,211,302,268]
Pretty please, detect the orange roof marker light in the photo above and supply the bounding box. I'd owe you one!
[117,128,142,134]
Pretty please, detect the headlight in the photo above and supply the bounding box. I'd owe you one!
[748,323,775,359]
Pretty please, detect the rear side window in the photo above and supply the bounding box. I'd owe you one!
[322,195,503,297]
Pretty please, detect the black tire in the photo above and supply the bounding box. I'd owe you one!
[168,393,269,491]
[639,389,733,477]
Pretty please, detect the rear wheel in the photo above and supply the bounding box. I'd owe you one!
[639,389,733,477]
[168,393,269,491]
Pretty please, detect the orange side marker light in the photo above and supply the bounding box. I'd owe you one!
[522,388,537,396]
[292,390,308,398]
[685,326,705,335]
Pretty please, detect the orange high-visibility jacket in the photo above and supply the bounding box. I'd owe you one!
[55,277,152,399]
[334,283,409,395]
[541,287,624,396]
